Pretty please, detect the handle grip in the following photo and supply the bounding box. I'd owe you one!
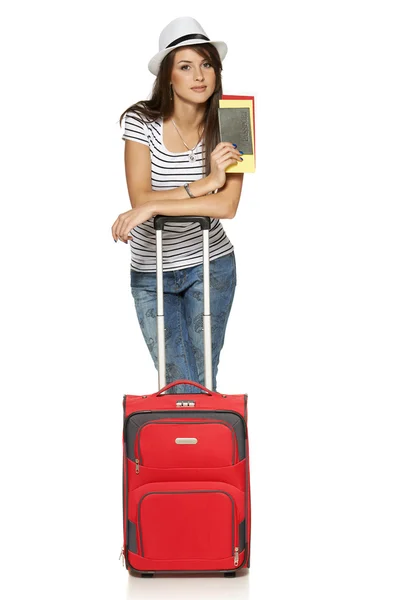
[156,379,219,396]
[154,215,211,230]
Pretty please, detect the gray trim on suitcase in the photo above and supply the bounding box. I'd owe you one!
[128,520,138,554]
[239,519,246,553]
[126,410,246,462]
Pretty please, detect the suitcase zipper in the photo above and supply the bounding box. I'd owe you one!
[119,544,125,568]
[135,458,140,474]
[234,546,239,566]
[137,489,236,559]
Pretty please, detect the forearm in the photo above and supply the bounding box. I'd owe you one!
[113,174,242,241]
[150,190,235,220]
[135,176,217,206]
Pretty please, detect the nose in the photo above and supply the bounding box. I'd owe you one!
[194,67,205,82]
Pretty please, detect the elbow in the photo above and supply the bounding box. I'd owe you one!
[225,199,239,219]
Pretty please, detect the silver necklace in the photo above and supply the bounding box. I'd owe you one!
[171,119,204,162]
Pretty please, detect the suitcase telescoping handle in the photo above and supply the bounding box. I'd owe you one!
[154,215,212,391]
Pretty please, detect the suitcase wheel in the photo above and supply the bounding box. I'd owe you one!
[128,570,154,578]
[224,572,236,578]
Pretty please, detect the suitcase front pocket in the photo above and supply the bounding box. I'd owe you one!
[131,481,244,565]
[139,490,235,561]
[135,420,238,468]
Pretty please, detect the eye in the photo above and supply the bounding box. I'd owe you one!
[180,62,213,71]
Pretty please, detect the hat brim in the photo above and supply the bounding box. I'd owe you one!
[148,40,228,76]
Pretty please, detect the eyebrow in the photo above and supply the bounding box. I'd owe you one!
[177,59,209,64]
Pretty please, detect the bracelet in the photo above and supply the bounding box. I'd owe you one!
[184,182,195,198]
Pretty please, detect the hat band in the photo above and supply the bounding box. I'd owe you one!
[166,33,210,49]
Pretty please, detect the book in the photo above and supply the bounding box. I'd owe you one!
[218,95,256,173]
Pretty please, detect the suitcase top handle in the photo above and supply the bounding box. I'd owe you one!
[154,215,211,230]
[156,379,221,397]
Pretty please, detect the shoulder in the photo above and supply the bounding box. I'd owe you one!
[124,109,148,128]
[122,110,153,145]
[124,108,161,135]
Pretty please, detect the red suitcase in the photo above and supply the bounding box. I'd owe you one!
[120,216,251,577]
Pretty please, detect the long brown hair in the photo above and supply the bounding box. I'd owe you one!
[119,43,223,176]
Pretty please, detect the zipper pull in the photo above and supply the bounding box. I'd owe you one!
[234,547,239,566]
[135,458,140,474]
[119,545,125,568]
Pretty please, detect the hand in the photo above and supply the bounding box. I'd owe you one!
[209,142,242,189]
[111,203,154,243]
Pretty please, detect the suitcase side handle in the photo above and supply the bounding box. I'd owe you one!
[154,215,211,230]
[156,379,220,397]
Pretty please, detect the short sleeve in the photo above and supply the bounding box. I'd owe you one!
[122,110,150,146]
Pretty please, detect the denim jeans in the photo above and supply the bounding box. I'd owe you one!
[130,252,237,393]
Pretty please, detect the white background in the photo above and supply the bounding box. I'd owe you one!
[1,1,399,598]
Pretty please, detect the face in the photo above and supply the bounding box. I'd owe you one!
[170,47,216,103]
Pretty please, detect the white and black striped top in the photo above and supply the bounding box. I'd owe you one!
[122,110,234,272]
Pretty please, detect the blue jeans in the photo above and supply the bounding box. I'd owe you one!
[130,252,237,393]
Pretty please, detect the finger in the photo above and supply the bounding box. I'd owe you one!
[112,218,121,241]
[114,210,134,239]
[122,229,133,241]
[213,142,236,155]
[217,141,237,150]
[215,142,240,155]
[116,215,130,240]
[219,157,240,170]
[117,216,132,240]
[213,147,241,162]
[216,151,241,168]
[211,142,233,157]
[120,221,135,241]
[121,219,134,237]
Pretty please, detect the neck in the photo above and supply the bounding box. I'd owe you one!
[171,98,206,132]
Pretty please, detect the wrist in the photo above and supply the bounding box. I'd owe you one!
[187,176,217,198]
[147,201,158,217]
[204,175,218,194]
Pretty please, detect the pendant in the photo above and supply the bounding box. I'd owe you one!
[189,151,195,162]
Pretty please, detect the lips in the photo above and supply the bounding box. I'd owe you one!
[191,86,206,92]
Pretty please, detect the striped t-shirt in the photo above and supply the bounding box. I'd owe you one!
[122,110,234,272]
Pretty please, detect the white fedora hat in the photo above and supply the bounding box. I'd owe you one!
[148,16,228,76]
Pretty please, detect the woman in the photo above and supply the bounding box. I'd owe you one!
[111,16,244,392]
